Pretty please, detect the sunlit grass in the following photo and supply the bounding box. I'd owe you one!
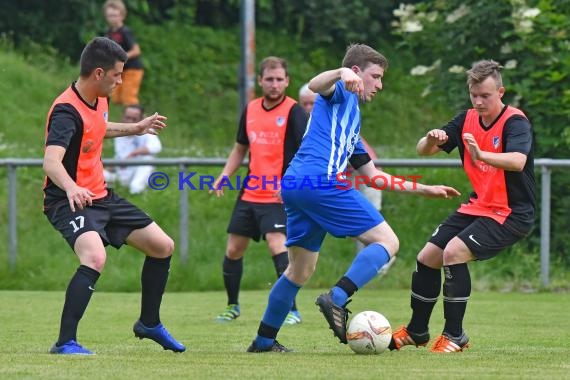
[0,289,568,379]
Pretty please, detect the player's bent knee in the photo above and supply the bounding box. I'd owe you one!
[226,245,246,259]
[377,237,399,258]
[268,243,287,255]
[147,236,175,258]
[284,265,314,286]
[161,237,175,257]
[81,253,107,272]
[390,240,400,257]
[168,238,175,255]
[442,247,470,265]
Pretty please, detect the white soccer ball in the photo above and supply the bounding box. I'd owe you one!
[346,311,392,354]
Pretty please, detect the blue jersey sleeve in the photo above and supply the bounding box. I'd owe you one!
[353,137,367,155]
[325,80,348,105]
[319,79,359,110]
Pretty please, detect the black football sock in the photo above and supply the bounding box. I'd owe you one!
[57,265,100,345]
[443,263,471,337]
[223,256,243,305]
[333,276,359,300]
[257,321,279,341]
[272,251,289,278]
[272,251,298,311]
[140,255,171,327]
[408,260,441,334]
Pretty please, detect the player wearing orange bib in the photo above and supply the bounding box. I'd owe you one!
[390,60,536,353]
[44,37,184,355]
[211,57,308,325]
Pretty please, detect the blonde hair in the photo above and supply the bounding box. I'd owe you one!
[467,60,503,88]
[103,0,127,17]
[258,56,288,77]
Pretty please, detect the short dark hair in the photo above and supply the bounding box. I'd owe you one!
[342,43,388,71]
[466,60,503,88]
[79,37,127,77]
[258,56,288,77]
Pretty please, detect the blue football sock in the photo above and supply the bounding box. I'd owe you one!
[254,335,275,350]
[346,243,390,288]
[331,287,349,306]
[332,243,390,306]
[254,275,300,348]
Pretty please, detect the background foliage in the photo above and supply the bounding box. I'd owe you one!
[391,0,570,265]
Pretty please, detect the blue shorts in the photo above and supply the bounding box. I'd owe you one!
[281,184,384,252]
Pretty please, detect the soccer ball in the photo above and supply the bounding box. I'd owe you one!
[346,311,392,354]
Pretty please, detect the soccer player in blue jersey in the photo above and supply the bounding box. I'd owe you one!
[247,43,461,352]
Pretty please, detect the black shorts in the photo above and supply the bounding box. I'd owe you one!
[227,198,286,242]
[44,189,153,250]
[428,211,533,260]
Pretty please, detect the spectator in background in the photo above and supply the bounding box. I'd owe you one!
[103,0,144,105]
[105,104,162,194]
[298,83,316,115]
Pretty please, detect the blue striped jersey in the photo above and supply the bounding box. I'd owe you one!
[286,80,367,180]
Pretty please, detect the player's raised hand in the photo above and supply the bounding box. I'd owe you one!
[462,132,481,164]
[426,129,448,145]
[341,68,364,99]
[137,112,167,135]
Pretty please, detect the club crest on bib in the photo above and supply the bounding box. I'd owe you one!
[492,136,500,149]
[276,116,285,127]
[82,140,94,153]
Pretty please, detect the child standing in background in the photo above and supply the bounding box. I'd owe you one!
[103,0,144,105]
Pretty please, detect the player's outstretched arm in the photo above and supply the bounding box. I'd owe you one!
[309,68,363,98]
[210,143,248,197]
[418,184,461,199]
[356,162,460,199]
[106,112,167,138]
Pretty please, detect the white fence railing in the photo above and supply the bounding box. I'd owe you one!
[2,157,569,286]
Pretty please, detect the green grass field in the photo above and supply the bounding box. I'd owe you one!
[1,289,567,379]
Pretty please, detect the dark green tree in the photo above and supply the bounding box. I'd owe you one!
[392,0,570,264]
